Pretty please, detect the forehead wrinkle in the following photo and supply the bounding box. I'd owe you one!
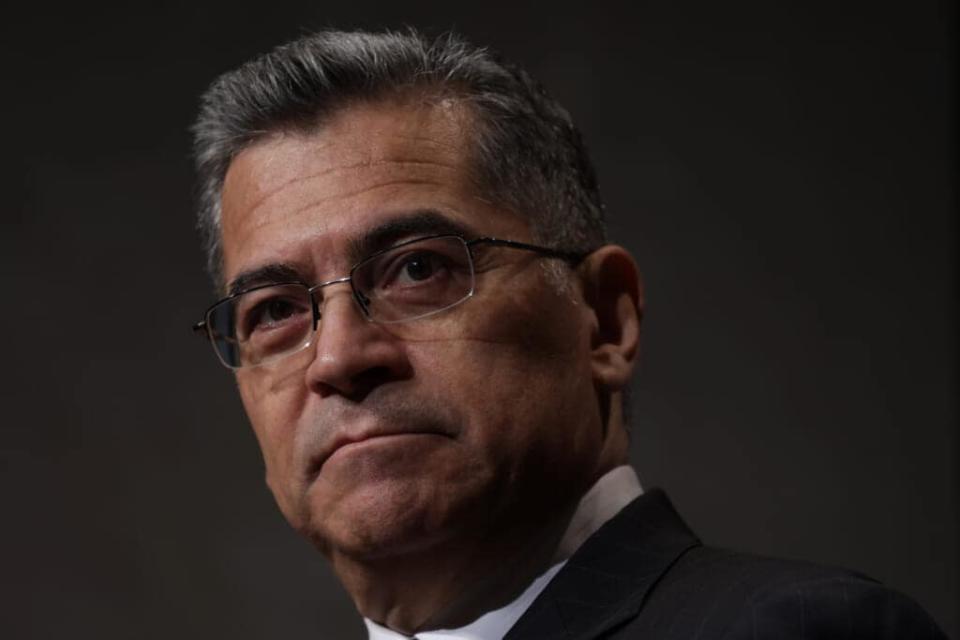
[240,156,463,221]
[278,178,450,226]
[385,132,463,151]
[233,160,367,219]
[228,110,468,216]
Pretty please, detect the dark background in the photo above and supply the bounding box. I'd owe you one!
[2,1,955,638]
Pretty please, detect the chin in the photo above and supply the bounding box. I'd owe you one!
[291,433,491,555]
[301,482,459,559]
[298,453,504,561]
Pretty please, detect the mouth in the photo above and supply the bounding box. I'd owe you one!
[305,429,451,480]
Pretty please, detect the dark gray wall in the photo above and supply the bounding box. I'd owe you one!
[2,1,955,638]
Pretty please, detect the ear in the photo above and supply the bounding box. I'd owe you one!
[580,245,643,390]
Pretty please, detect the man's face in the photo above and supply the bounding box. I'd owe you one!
[219,99,609,560]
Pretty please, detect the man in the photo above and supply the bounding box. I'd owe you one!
[191,29,946,639]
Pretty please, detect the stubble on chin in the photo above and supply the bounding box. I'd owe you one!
[285,391,474,556]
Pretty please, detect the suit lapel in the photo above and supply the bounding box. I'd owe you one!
[504,489,700,640]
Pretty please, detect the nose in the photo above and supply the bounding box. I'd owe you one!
[304,285,412,400]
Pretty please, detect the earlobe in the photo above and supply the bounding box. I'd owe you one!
[582,245,643,390]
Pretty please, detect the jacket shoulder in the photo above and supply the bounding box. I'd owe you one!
[625,546,947,639]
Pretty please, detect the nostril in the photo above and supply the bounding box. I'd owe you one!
[342,365,409,402]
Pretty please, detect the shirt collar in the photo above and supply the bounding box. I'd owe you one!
[364,563,565,640]
[364,465,642,640]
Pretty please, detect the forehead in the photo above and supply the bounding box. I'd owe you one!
[219,99,527,287]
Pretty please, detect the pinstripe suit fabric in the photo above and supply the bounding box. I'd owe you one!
[505,490,947,640]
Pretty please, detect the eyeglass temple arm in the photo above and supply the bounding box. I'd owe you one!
[466,237,590,263]
[193,321,244,349]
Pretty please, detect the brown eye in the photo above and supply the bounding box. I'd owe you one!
[397,253,439,283]
[245,295,309,334]
[263,298,297,322]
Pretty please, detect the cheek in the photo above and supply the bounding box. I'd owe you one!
[408,289,598,472]
[416,344,601,527]
[455,283,592,403]
[236,371,308,513]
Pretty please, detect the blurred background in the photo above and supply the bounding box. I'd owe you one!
[2,1,955,638]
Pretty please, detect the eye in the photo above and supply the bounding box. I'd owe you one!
[352,236,472,307]
[395,252,441,284]
[375,248,460,293]
[257,298,298,325]
[240,292,311,336]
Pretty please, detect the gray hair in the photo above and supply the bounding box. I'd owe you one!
[192,28,606,288]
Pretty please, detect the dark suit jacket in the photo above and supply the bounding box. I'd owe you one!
[505,489,947,639]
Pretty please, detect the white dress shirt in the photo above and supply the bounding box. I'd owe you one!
[364,465,643,640]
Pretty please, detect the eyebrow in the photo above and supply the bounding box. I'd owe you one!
[226,209,477,297]
[227,263,306,297]
[349,209,476,259]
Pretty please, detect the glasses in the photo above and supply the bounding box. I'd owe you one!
[193,235,588,369]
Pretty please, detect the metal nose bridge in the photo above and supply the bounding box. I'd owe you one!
[309,275,353,292]
[306,275,370,323]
